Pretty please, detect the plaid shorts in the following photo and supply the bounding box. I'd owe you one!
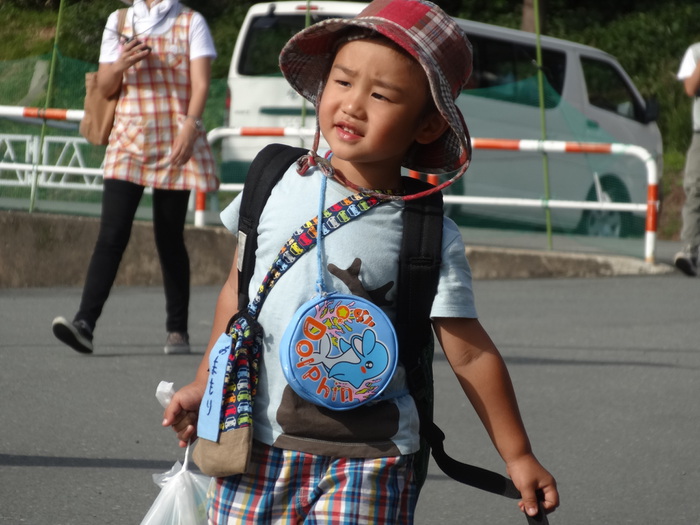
[207,441,418,524]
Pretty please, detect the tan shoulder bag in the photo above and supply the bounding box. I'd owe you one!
[79,8,127,145]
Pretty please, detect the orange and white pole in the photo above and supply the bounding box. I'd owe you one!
[194,191,207,227]
[0,105,84,122]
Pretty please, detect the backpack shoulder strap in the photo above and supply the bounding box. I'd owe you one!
[397,178,548,524]
[237,143,308,307]
[396,176,443,490]
[397,176,443,393]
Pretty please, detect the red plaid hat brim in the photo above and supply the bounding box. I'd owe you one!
[279,0,473,174]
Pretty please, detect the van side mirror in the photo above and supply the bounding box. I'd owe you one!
[640,97,659,124]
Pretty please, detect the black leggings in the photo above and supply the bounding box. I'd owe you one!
[76,179,191,334]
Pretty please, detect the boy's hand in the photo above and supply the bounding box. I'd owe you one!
[506,454,559,517]
[162,381,205,448]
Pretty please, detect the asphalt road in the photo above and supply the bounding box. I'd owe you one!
[1,271,699,524]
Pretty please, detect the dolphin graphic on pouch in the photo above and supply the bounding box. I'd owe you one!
[312,329,389,389]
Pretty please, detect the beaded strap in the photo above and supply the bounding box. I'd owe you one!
[246,186,382,318]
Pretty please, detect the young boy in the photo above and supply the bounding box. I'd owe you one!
[163,0,559,522]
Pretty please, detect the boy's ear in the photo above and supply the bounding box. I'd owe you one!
[415,110,449,145]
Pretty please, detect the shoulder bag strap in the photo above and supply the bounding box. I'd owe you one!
[245,186,382,318]
[117,8,127,34]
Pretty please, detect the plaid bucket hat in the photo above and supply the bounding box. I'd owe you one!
[279,0,473,181]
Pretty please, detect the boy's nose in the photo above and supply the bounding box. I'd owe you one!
[342,93,365,119]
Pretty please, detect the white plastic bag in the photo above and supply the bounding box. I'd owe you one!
[140,382,212,525]
[140,443,210,525]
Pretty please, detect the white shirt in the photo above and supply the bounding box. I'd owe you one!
[677,43,700,131]
[99,0,216,63]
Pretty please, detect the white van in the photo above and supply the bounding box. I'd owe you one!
[221,2,366,180]
[222,1,662,237]
[452,18,661,237]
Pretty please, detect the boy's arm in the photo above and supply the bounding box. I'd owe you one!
[433,316,559,517]
[162,247,239,447]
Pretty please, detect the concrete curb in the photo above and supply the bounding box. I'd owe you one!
[0,210,674,288]
[0,211,234,288]
[466,245,675,279]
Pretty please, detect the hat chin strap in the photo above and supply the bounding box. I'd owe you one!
[403,160,470,201]
[296,108,471,202]
[295,126,335,178]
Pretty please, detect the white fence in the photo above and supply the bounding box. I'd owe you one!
[0,134,103,189]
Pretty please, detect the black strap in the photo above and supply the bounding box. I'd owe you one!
[425,421,548,524]
[397,176,443,398]
[236,143,308,308]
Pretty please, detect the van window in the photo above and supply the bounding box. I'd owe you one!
[464,34,566,108]
[581,57,639,121]
[239,14,340,76]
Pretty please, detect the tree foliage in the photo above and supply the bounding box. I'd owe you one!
[444,0,699,154]
[2,0,698,154]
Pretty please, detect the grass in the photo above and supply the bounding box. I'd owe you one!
[0,7,56,60]
[658,151,685,241]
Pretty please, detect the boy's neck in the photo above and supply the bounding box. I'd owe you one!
[329,157,404,192]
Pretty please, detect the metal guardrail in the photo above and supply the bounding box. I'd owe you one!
[205,127,659,263]
[0,134,103,190]
[0,106,659,262]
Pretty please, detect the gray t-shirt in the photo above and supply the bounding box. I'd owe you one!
[220,164,477,457]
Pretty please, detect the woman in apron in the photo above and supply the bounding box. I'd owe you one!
[52,0,218,355]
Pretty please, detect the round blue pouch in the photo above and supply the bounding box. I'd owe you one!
[280,292,398,410]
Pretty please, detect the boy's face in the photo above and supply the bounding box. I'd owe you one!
[318,38,444,178]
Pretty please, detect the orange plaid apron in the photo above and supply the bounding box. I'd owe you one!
[103,7,218,192]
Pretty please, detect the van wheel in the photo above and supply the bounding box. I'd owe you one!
[578,177,633,237]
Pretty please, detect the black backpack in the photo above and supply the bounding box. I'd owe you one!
[235,144,547,525]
